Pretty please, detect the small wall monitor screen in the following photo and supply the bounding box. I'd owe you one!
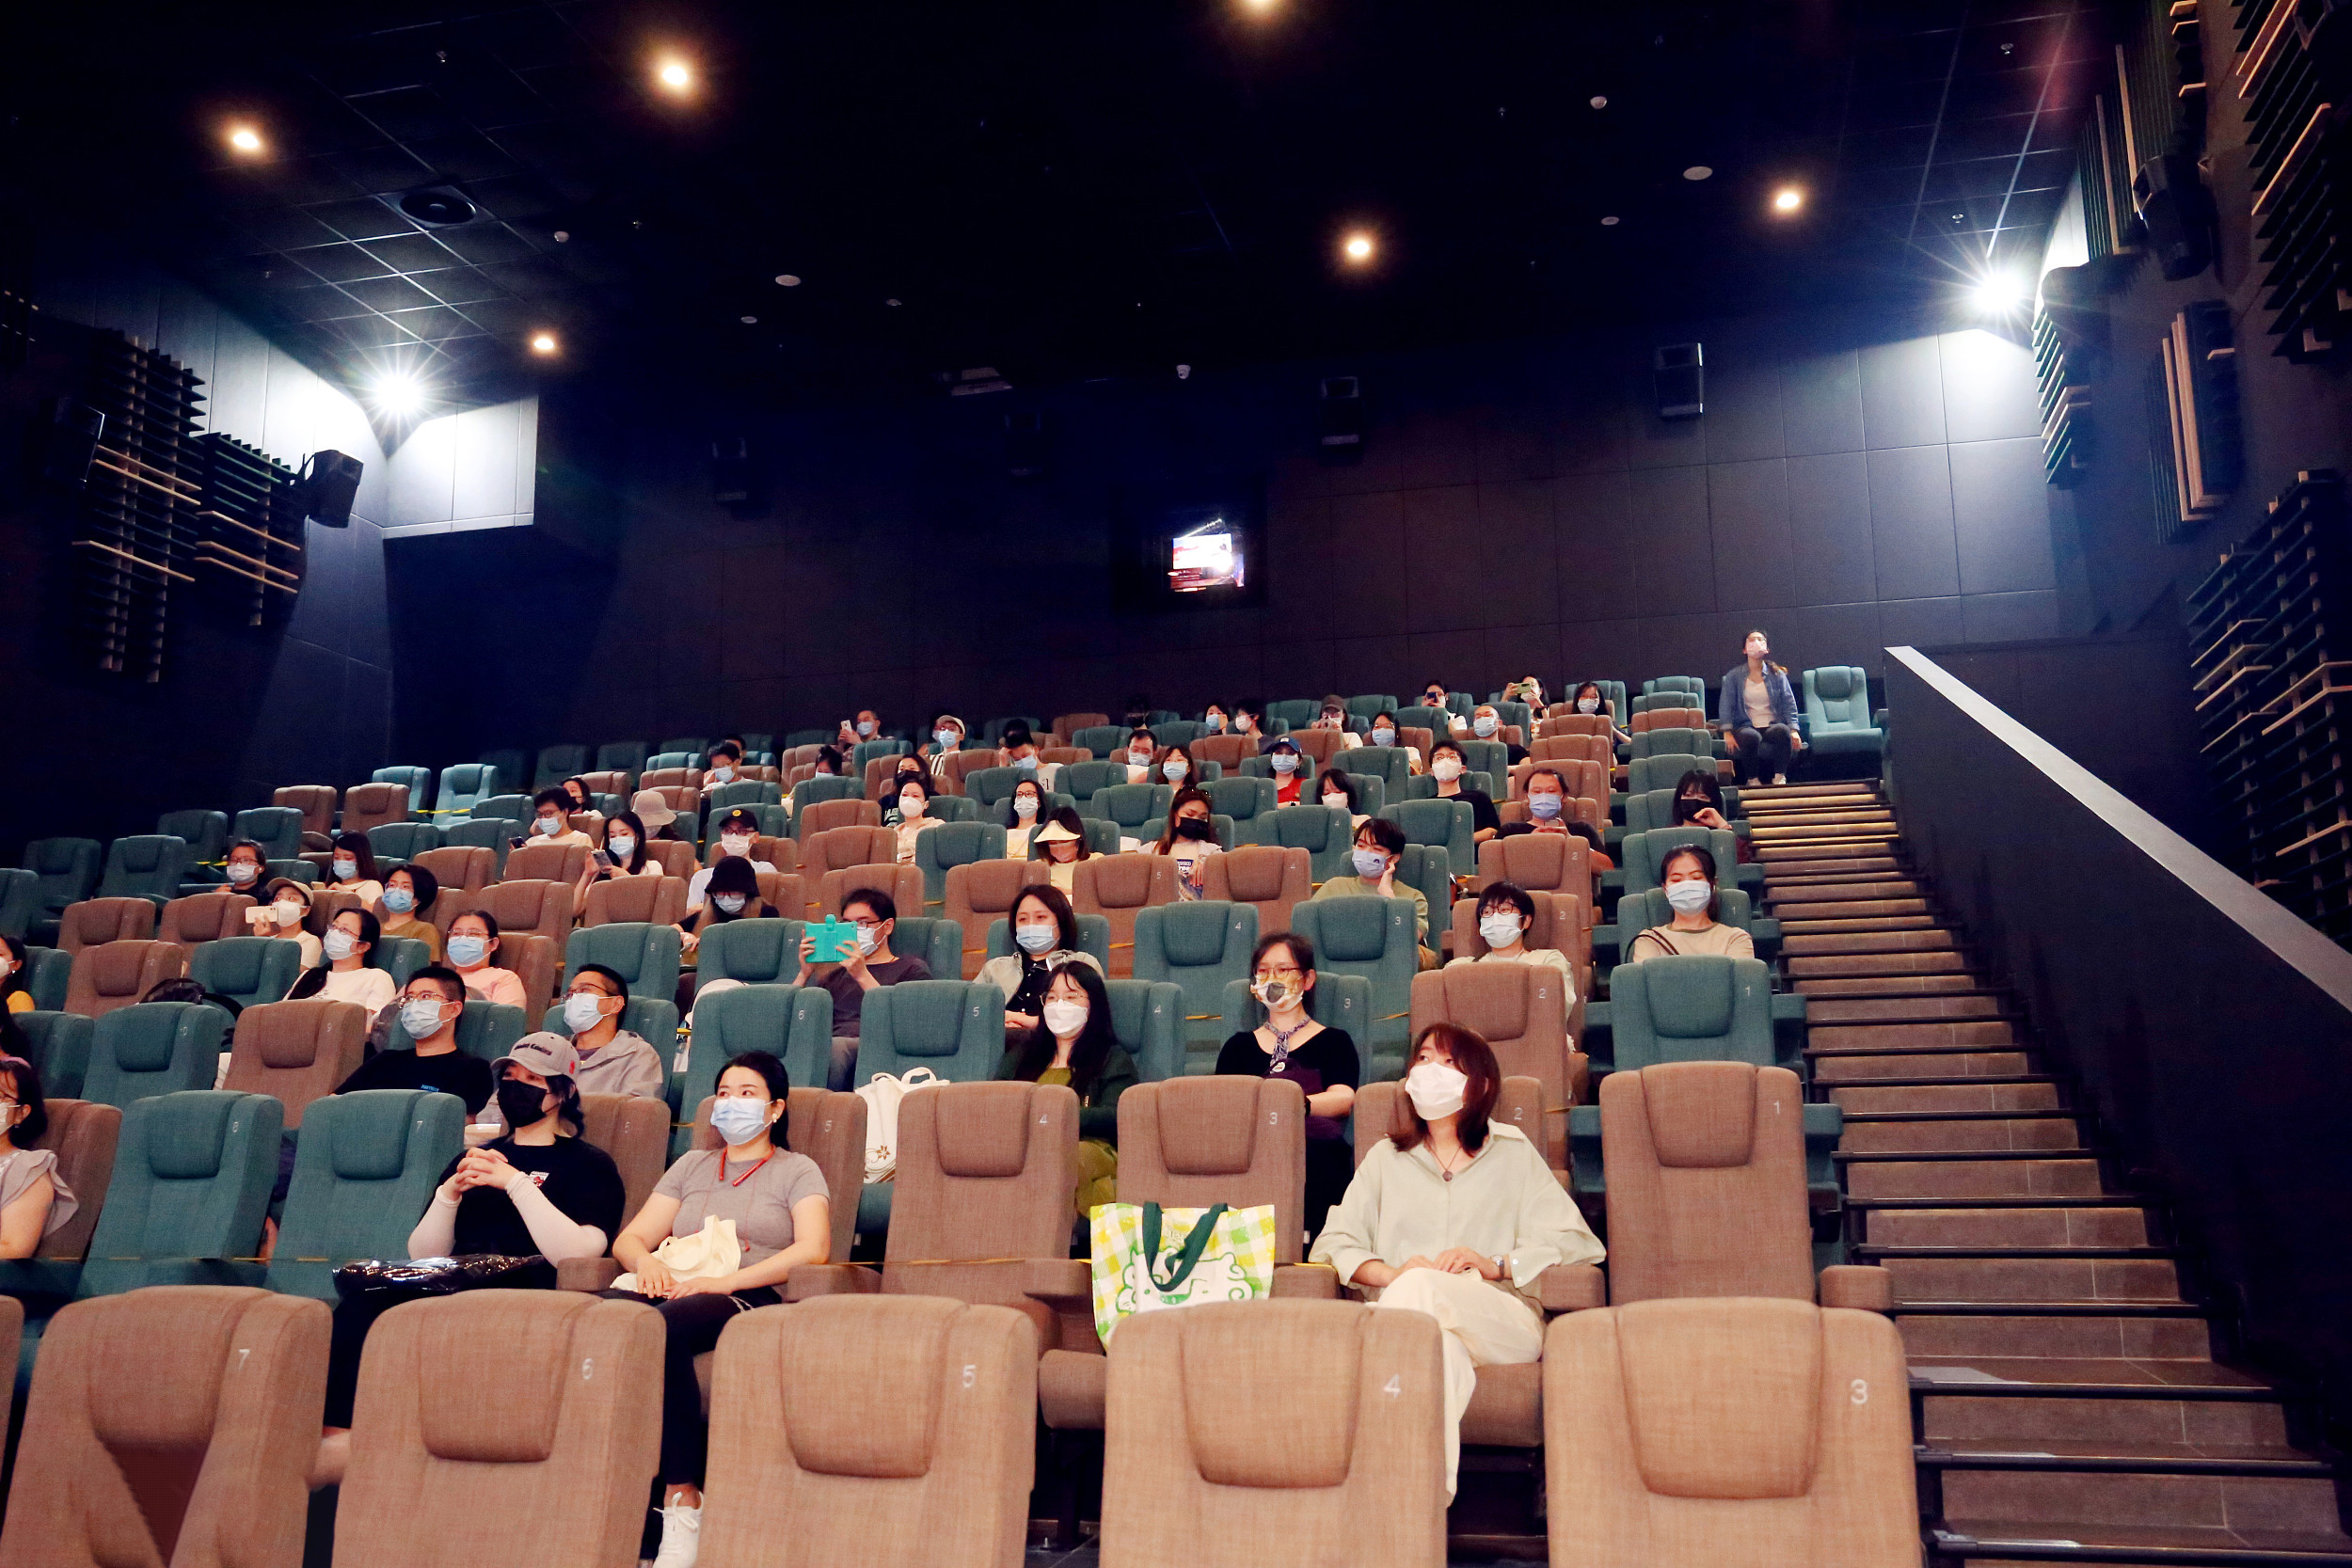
[1169,521,1243,594]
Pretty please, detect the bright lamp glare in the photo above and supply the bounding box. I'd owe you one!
[1772,187,1803,213]
[530,332,558,355]
[1972,273,2027,314]
[657,59,692,91]
[373,372,424,416]
[227,126,263,154]
[1343,232,1375,263]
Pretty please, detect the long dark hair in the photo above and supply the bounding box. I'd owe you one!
[330,832,380,885]
[1660,843,1721,920]
[1669,769,1726,827]
[0,1054,50,1149]
[602,811,650,874]
[1155,785,1214,854]
[1010,884,1079,956]
[1003,777,1047,830]
[1008,961,1119,1096]
[719,1049,791,1148]
[1389,1023,1500,1155]
[0,934,30,1013]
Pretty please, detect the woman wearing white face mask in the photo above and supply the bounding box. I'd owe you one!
[1426,739,1501,843]
[1721,628,1804,786]
[1446,881,1572,990]
[1568,681,1631,746]
[1152,741,1200,789]
[528,788,593,848]
[1311,1023,1603,1501]
[993,961,1135,1215]
[1200,704,1230,736]
[324,832,386,908]
[1000,778,1050,859]
[287,908,396,1012]
[974,886,1103,1035]
[246,878,325,968]
[373,863,444,961]
[1364,709,1425,775]
[1263,736,1308,805]
[1629,844,1754,960]
[1317,768,1366,829]
[890,774,937,863]
[220,838,270,897]
[1216,933,1359,1237]
[577,810,664,911]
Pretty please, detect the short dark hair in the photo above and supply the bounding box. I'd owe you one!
[330,906,381,954]
[225,838,268,865]
[532,787,570,813]
[1522,767,1566,794]
[895,773,931,800]
[388,861,439,912]
[1475,880,1534,922]
[1429,738,1464,765]
[406,964,466,1005]
[815,745,845,773]
[1249,931,1315,981]
[573,962,628,996]
[844,887,898,925]
[451,909,501,942]
[0,1053,51,1148]
[710,741,742,763]
[1356,816,1406,856]
[1661,844,1721,919]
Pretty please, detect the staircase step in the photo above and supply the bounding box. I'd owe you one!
[1764,881,1927,906]
[1750,819,1899,840]
[1769,897,1933,919]
[1791,953,1975,979]
[1901,1313,2217,1364]
[1844,1158,2106,1200]
[1775,913,1943,934]
[1796,974,1988,999]
[1863,1197,2149,1246]
[1885,1254,2183,1305]
[1832,1083,2063,1115]
[1806,996,2013,1023]
[1941,1521,2352,1565]
[1811,1021,2021,1050]
[1943,1467,2344,1536]
[1758,839,1902,860]
[1925,1441,2330,1478]
[1810,1051,2036,1081]
[1784,928,1960,955]
[1838,1112,2082,1155]
[1741,781,1882,803]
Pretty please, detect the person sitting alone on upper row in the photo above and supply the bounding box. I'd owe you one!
[696,744,749,805]
[1311,816,1438,969]
[1364,710,1425,775]
[1569,680,1631,747]
[1721,628,1804,788]
[834,709,882,751]
[529,787,593,848]
[1149,786,1222,899]
[1628,843,1753,961]
[575,809,668,911]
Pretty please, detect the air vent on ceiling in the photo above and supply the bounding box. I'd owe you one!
[397,186,478,228]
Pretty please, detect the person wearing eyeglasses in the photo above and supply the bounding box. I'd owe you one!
[1216,933,1359,1239]
[794,889,931,1091]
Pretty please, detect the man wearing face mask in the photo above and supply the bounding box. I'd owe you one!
[1309,817,1437,969]
[479,964,666,1132]
[993,722,1061,790]
[1469,704,1530,766]
[686,808,764,912]
[329,966,494,1116]
[528,788,593,848]
[794,891,930,1091]
[1499,766,1576,841]
[695,742,748,805]
[835,710,883,750]
[1446,882,1573,988]
[921,715,967,783]
[1426,739,1501,843]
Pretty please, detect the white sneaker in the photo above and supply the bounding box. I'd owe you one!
[651,1502,702,1568]
[1771,774,1788,786]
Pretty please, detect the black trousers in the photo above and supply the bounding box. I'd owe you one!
[600,1287,783,1486]
[1730,723,1795,785]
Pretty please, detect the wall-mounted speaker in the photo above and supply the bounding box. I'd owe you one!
[40,397,103,487]
[2134,152,2215,281]
[1004,410,1046,479]
[709,436,765,513]
[1653,343,1705,420]
[295,450,363,527]
[1319,375,1362,459]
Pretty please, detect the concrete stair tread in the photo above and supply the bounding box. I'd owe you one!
[1852,1194,2137,1208]
[1823,1073,2056,1088]
[1806,997,2017,1022]
[1776,913,1943,933]
[1765,884,1926,905]
[1842,1107,2074,1121]
[1925,1438,2329,1474]
[1811,1057,2039,1081]
[1790,962,1980,984]
[1938,1518,2352,1562]
[1909,1356,2270,1391]
[1809,1022,2022,1048]
[1863,1243,2171,1259]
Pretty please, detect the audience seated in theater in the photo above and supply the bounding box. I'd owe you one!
[1572,680,1630,745]
[835,709,882,749]
[1629,844,1755,961]
[1120,694,1154,731]
[1151,785,1222,899]
[796,889,930,1091]
[578,810,663,909]
[1231,700,1269,746]
[1429,738,1501,842]
[1216,933,1359,1238]
[288,908,398,1013]
[222,835,269,895]
[374,863,444,961]
[1312,816,1434,966]
[313,1034,625,1487]
[1366,709,1424,774]
[994,722,1061,791]
[1498,766,1575,842]
[632,789,689,841]
[680,857,775,961]
[699,743,746,797]
[995,959,1133,1216]
[1263,734,1307,805]
[921,715,966,782]
[1200,702,1231,736]
[1421,680,1459,721]
[1502,674,1549,711]
[687,807,762,911]
[606,1049,831,1567]
[1310,1023,1603,1499]
[246,878,323,967]
[1,935,31,1016]
[1671,768,1752,862]
[326,832,385,908]
[1722,629,1804,787]
[447,910,527,1009]
[1120,728,1159,784]
[974,885,1103,1035]
[332,964,493,1114]
[0,1053,74,1260]
[1002,776,1049,859]
[1311,702,1359,749]
[1034,812,1089,895]
[889,773,938,863]
[1470,703,1530,765]
[1447,881,1572,990]
[481,963,665,1131]
[559,775,604,828]
[530,788,593,847]
[1318,768,1366,829]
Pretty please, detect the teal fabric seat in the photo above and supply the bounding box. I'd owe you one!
[564,921,684,1001]
[1071,726,1128,759]
[1629,727,1711,760]
[1154,721,1203,750]
[1457,739,1509,781]
[962,767,1024,811]
[1344,695,1396,722]
[739,734,776,764]
[267,1088,467,1300]
[790,776,864,833]
[680,983,833,1159]
[24,839,102,930]
[1025,818,1121,859]
[80,1002,231,1109]
[1603,887,1782,967]
[471,793,532,824]
[705,780,783,813]
[1332,746,1412,796]
[595,741,650,780]
[534,744,591,790]
[983,913,1112,974]
[392,999,528,1063]
[370,937,433,991]
[1644,675,1707,700]
[372,766,436,817]
[914,823,1008,908]
[850,738,908,773]
[838,980,1009,1239]
[1397,771,1496,803]
[433,764,501,816]
[25,947,72,1011]
[0,867,40,940]
[1606,955,1773,1071]
[1398,705,1454,745]
[1381,800,1474,882]
[1392,844,1453,956]
[1265,700,1320,729]
[1288,896,1419,1071]
[694,918,807,985]
[1201,777,1279,842]
[920,796,977,825]
[1487,700,1533,737]
[1804,665,1885,756]
[1617,828,1740,896]
[1254,805,1357,883]
[1058,760,1123,808]
[1084,783,1173,837]
[659,736,711,761]
[1132,901,1259,1048]
[479,750,530,792]
[156,810,230,874]
[1627,753,1716,796]
[17,1011,94,1098]
[440,818,518,876]
[94,836,190,909]
[367,822,440,867]
[189,937,303,1011]
[885,916,965,983]
[535,1000,677,1067]
[646,751,697,773]
[1104,978,1186,1084]
[76,1090,281,1299]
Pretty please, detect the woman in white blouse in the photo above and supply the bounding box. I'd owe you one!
[286,908,397,1014]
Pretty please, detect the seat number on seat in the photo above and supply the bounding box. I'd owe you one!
[1383,1375,1401,1398]
[1849,1378,1867,1405]
[581,1357,595,1382]
[962,1364,977,1389]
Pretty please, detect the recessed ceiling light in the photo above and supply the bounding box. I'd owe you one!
[552,230,570,243]
[530,332,558,355]
[226,125,263,155]
[1342,231,1375,263]
[371,371,424,418]
[1599,215,1620,226]
[739,315,757,325]
[657,59,693,92]
[1683,165,1713,181]
[886,297,901,307]
[1772,187,1804,213]
[775,274,801,287]
[1589,95,1608,109]
[1240,0,1279,12]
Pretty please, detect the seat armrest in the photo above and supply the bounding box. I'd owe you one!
[1271,1262,1341,1299]
[1535,1261,1605,1314]
[783,1263,882,1301]
[1023,1257,1093,1306]
[555,1257,622,1293]
[1820,1264,1894,1313]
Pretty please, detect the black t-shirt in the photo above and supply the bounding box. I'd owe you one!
[1439,786,1502,838]
[433,1135,628,1258]
[336,1047,494,1115]
[1216,1027,1361,1140]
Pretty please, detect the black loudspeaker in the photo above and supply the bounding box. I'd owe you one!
[40,397,103,487]
[1004,410,1046,479]
[709,436,768,515]
[296,450,363,527]
[1653,343,1705,419]
[2134,152,2215,281]
[1319,375,1363,452]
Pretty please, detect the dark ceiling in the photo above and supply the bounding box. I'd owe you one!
[5,0,2107,409]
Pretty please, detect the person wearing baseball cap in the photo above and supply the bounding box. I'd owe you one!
[242,877,322,969]
[309,1031,627,1488]
[1262,734,1309,806]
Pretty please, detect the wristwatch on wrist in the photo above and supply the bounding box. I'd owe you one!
[1491,1253,1509,1281]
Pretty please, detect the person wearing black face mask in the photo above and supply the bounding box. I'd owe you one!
[1150,786,1223,900]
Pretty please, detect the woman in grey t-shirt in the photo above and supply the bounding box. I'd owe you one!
[605,1050,829,1568]
[0,1053,76,1260]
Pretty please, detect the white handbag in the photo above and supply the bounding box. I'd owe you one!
[612,1215,740,1295]
[856,1067,944,1184]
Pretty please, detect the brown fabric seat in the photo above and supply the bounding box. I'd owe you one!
[800,797,882,837]
[303,888,363,940]
[580,1092,674,1223]
[1540,711,1610,736]
[64,941,189,1020]
[410,846,495,896]
[1599,1062,1892,1309]
[944,861,1048,978]
[1040,1076,1337,1433]
[470,879,576,943]
[501,844,589,888]
[1289,729,1346,766]
[751,834,800,878]
[499,938,560,1020]
[336,1291,661,1568]
[1190,734,1249,769]
[579,769,632,797]
[1100,1300,1447,1567]
[1041,747,1088,768]
[1447,891,1592,1008]
[689,1089,866,1267]
[816,863,923,921]
[1530,735,1608,764]
[754,869,809,922]
[274,785,338,847]
[0,1295,14,1433]
[223,1000,369,1128]
[1052,712,1109,737]
[1409,964,1584,1171]
[1199,845,1311,937]
[1629,706,1707,735]
[1508,757,1606,812]
[31,1099,120,1267]
[159,892,255,949]
[943,750,997,797]
[1072,854,1175,978]
[641,768,703,793]
[581,875,689,928]
[1545,1298,1918,1566]
[647,840,700,879]
[1476,832,1589,899]
[56,898,157,955]
[700,1297,1037,1568]
[340,782,410,835]
[0,1286,328,1568]
[864,754,910,801]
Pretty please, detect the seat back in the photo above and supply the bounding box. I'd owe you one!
[882,1083,1076,1335]
[815,863,925,921]
[642,766,702,792]
[77,1091,282,1298]
[1598,1062,1814,1303]
[25,838,103,915]
[853,981,1007,1086]
[334,1292,662,1568]
[24,1098,120,1268]
[700,1296,1035,1568]
[187,937,302,1011]
[409,845,495,896]
[1544,1298,1917,1565]
[1104,978,1187,1085]
[1117,1076,1308,1261]
[1101,1301,1446,1566]
[1629,726,1710,761]
[1408,965,1579,1169]
[532,744,590,790]
[18,1013,95,1100]
[1380,799,1473,881]
[913,821,1007,907]
[1253,804,1357,882]
[938,749,995,798]
[57,897,158,954]
[65,941,189,1020]
[1132,902,1259,1044]
[684,1087,865,1265]
[580,1092,675,1226]
[366,822,440,869]
[1615,885,1757,947]
[581,874,689,929]
[1072,855,1176,977]
[0,867,40,941]
[340,783,411,836]
[4,1285,327,1568]
[796,797,882,841]
[268,1090,468,1301]
[272,786,337,837]
[1331,744,1411,796]
[803,825,898,877]
[694,920,809,986]
[1191,734,1249,770]
[1200,774,1278,833]
[156,808,231,867]
[470,793,532,826]
[1629,706,1706,736]
[433,763,498,816]
[1287,896,1418,1066]
[501,842,589,887]
[1085,783,1172,833]
[1448,892,1591,984]
[470,879,576,943]
[1628,752,1716,795]
[944,860,1049,978]
[1618,827,1738,895]
[1053,711,1110,738]
[82,1002,231,1110]
[1060,759,1121,802]
[961,765,1024,810]
[562,921,684,1001]
[1804,664,1870,729]
[1071,725,1127,759]
[594,740,650,780]
[1609,956,1774,1071]
[1475,832,1589,896]
[680,983,833,1156]
[660,736,712,760]
[1199,845,1311,937]
[235,809,310,864]
[390,1000,529,1066]
[223,999,370,1127]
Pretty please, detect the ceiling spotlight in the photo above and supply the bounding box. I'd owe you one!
[1342,231,1375,264]
[372,371,424,418]
[1600,215,1620,227]
[226,125,264,155]
[1683,166,1713,181]
[530,332,558,355]
[1971,273,2028,314]
[552,230,570,243]
[1240,0,1279,11]
[739,314,757,325]
[1772,187,1804,213]
[886,297,902,307]
[656,58,692,92]
[774,274,801,287]
[1589,95,1608,109]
